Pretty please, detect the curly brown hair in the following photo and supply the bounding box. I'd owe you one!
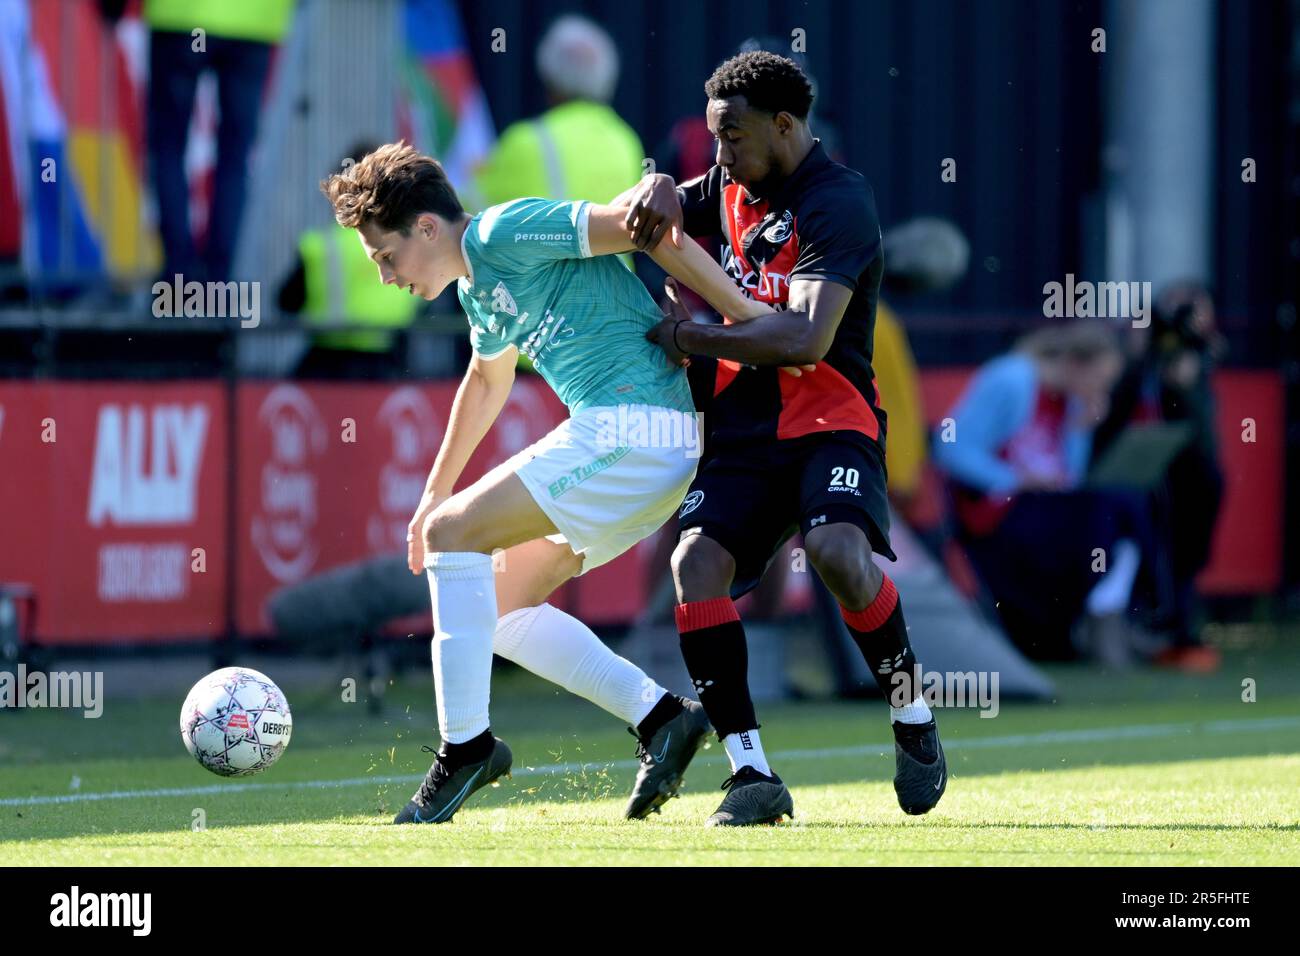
[320,142,463,234]
[704,50,814,119]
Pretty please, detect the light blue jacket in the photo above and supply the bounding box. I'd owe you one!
[931,353,1091,494]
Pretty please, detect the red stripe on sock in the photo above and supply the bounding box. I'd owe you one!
[674,597,740,633]
[841,575,898,632]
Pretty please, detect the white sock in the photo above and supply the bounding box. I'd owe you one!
[890,694,933,725]
[1086,538,1140,616]
[425,551,497,744]
[722,729,771,775]
[493,603,664,727]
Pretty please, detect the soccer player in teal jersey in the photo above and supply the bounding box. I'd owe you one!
[322,143,776,824]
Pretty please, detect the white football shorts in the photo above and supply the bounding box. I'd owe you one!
[496,404,701,572]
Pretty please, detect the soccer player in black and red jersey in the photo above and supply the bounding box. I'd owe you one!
[619,51,948,826]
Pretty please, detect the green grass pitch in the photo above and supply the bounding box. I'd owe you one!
[2,635,1298,866]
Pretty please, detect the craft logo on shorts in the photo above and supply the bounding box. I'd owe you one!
[679,490,704,518]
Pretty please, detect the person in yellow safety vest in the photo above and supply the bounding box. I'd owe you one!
[872,300,926,501]
[279,144,421,379]
[470,15,644,374]
[298,223,420,353]
[471,15,644,213]
[875,217,970,504]
[142,0,297,283]
[143,0,295,44]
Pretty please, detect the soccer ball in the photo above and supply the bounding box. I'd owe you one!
[180,667,293,777]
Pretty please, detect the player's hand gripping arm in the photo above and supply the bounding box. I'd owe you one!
[585,203,773,321]
[406,350,516,574]
[651,276,853,368]
[607,178,816,373]
[613,172,684,251]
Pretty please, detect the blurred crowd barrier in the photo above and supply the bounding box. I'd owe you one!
[1,0,491,304]
[0,359,1281,647]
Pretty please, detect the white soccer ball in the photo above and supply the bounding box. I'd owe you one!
[180,667,293,777]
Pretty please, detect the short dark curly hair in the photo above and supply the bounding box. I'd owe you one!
[704,50,814,119]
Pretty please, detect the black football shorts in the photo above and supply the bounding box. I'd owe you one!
[677,429,895,599]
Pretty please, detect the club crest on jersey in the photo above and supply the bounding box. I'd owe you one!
[741,208,794,268]
[679,490,705,518]
[491,282,518,316]
[762,209,794,244]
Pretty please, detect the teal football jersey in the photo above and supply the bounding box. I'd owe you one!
[456,198,694,415]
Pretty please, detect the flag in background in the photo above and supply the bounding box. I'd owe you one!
[0,0,159,284]
[397,0,493,200]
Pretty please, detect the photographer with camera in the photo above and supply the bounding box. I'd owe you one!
[1091,281,1228,672]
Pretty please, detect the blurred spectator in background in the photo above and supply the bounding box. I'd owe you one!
[875,217,970,510]
[143,0,295,283]
[1091,282,1227,672]
[278,143,420,380]
[470,15,642,209]
[469,14,641,377]
[932,321,1165,665]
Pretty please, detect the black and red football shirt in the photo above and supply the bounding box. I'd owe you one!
[677,140,886,449]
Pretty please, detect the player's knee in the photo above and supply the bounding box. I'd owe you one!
[423,505,477,554]
[670,534,735,603]
[805,524,879,608]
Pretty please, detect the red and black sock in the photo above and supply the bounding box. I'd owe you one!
[840,575,920,703]
[675,597,758,738]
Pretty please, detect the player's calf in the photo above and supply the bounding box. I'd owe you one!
[673,590,788,823]
[809,526,949,814]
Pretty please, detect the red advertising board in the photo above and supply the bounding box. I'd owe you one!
[0,381,228,643]
[0,369,1283,646]
[232,377,572,636]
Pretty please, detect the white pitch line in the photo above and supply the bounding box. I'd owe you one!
[1,714,1296,809]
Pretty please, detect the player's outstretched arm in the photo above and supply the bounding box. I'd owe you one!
[647,235,774,322]
[612,173,684,251]
[406,349,517,574]
[650,277,851,368]
[585,203,770,321]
